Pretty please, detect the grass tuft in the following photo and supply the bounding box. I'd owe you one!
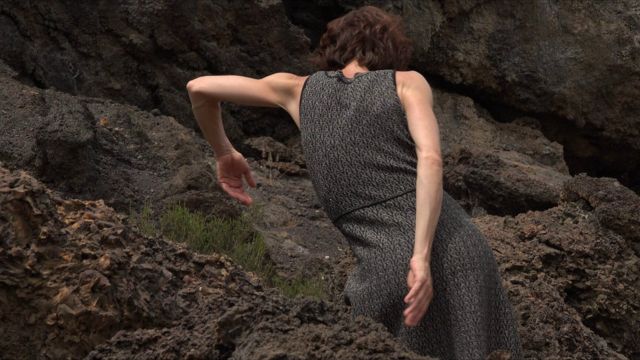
[129,200,328,300]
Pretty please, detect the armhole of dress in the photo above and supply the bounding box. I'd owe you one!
[392,69,403,110]
[393,69,398,92]
[299,73,313,121]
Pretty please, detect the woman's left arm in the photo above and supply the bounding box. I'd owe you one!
[185,72,299,205]
[186,72,298,157]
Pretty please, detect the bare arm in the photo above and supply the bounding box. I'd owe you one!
[401,70,443,262]
[398,70,443,327]
[185,72,299,157]
[185,72,300,205]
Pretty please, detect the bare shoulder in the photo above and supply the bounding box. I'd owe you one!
[260,72,307,93]
[395,70,434,109]
[261,71,306,82]
[263,72,311,99]
[260,72,311,111]
[259,72,311,126]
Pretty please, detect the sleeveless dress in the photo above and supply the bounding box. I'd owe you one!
[299,69,524,360]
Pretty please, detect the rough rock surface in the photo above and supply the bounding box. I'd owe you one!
[0,164,436,360]
[4,156,638,359]
[0,0,311,140]
[434,89,570,215]
[0,61,237,218]
[401,0,640,190]
[475,174,640,359]
[0,61,352,308]
[4,0,639,191]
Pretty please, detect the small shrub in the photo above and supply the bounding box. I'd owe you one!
[272,273,327,299]
[128,198,158,238]
[129,201,328,300]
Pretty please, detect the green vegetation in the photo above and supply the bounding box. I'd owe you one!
[128,200,327,300]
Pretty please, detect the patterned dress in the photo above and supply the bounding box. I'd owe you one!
[299,68,524,360]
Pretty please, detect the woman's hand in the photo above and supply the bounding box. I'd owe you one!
[403,256,434,327]
[215,149,257,206]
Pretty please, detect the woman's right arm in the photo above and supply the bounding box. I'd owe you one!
[397,70,443,326]
[401,70,443,262]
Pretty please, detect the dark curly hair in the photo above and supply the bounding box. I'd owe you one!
[307,5,413,71]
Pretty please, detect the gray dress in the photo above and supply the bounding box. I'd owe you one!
[299,69,524,360]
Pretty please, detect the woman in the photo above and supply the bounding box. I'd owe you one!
[186,5,523,360]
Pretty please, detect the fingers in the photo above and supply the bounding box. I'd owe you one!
[404,270,427,303]
[220,182,253,205]
[403,280,434,327]
[243,170,257,188]
[404,280,421,304]
[406,268,414,288]
[218,171,256,206]
[215,152,256,204]
[404,282,423,312]
[404,286,431,316]
[404,294,432,326]
[404,291,433,326]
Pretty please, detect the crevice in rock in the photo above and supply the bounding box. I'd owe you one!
[213,343,235,359]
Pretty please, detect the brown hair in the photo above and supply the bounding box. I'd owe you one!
[307,5,413,71]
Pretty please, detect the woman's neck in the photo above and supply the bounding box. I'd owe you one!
[341,60,369,77]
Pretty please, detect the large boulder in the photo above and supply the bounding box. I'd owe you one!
[0,61,238,218]
[475,173,640,359]
[435,89,570,215]
[0,0,310,139]
[403,0,640,190]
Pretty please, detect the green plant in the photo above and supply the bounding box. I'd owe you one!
[129,200,328,300]
[128,198,158,237]
[271,273,328,300]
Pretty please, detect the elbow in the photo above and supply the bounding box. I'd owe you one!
[186,78,201,94]
[186,77,211,97]
[186,78,219,107]
[186,79,203,107]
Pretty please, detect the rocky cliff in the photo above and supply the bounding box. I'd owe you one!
[1,1,638,359]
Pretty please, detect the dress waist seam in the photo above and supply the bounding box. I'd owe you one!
[331,187,416,224]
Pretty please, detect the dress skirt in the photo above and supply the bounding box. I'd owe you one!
[333,188,524,360]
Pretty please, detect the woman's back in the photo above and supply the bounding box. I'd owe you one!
[299,67,524,359]
[299,69,418,224]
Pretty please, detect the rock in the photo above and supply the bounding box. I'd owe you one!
[404,0,640,190]
[0,67,236,219]
[0,164,436,360]
[0,0,311,138]
[475,173,640,358]
[434,90,570,215]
